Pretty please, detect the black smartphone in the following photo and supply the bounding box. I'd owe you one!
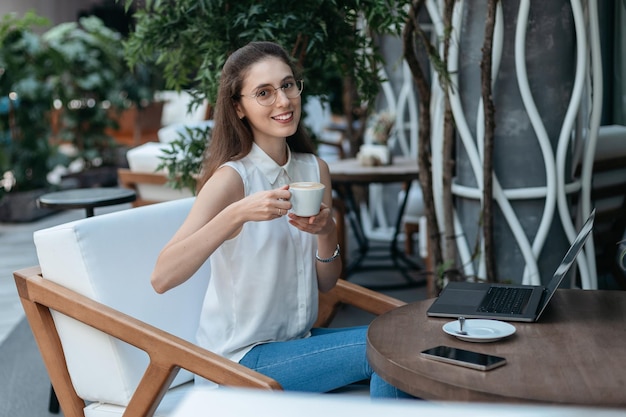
[420,345,507,371]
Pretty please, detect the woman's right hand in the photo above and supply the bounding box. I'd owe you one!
[237,184,292,221]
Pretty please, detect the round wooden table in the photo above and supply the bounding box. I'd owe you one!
[328,156,419,184]
[37,187,137,218]
[367,289,626,408]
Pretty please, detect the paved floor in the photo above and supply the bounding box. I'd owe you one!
[0,204,139,345]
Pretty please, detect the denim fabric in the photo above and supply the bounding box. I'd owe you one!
[239,326,412,399]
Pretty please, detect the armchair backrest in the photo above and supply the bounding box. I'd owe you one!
[33,198,210,407]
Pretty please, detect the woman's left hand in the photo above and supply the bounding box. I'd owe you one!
[287,203,335,235]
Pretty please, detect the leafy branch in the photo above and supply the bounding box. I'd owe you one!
[121,0,411,127]
[155,125,212,193]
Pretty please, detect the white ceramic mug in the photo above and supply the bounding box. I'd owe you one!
[289,182,325,217]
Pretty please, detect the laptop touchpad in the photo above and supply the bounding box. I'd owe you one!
[444,289,486,306]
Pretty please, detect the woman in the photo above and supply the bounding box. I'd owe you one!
[152,41,408,398]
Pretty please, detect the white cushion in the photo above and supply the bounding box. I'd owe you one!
[157,120,214,144]
[126,142,170,173]
[156,90,208,126]
[171,387,626,417]
[34,198,210,407]
[84,382,193,417]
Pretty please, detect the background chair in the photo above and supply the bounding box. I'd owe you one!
[118,120,214,206]
[356,63,426,268]
[13,198,405,417]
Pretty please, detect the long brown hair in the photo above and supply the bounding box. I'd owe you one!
[198,41,315,190]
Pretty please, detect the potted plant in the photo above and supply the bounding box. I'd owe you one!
[0,12,67,221]
[357,111,395,166]
[44,15,129,188]
[44,15,163,187]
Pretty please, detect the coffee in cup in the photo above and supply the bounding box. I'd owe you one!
[289,182,325,217]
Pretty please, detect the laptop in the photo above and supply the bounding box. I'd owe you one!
[427,210,595,322]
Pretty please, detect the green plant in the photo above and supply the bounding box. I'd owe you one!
[156,124,213,193]
[122,0,410,139]
[0,11,65,197]
[0,11,165,200]
[120,0,410,189]
[43,16,129,166]
[43,15,163,169]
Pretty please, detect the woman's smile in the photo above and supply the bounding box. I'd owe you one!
[272,111,294,123]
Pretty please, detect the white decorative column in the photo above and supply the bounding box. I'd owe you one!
[426,0,601,288]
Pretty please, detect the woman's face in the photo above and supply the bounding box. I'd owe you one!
[235,57,301,145]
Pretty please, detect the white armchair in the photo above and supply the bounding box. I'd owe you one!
[13,198,405,417]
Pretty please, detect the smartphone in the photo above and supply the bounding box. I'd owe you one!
[420,345,506,371]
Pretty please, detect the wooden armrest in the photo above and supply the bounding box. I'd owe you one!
[315,279,406,327]
[13,266,281,417]
[118,168,169,187]
[332,279,406,314]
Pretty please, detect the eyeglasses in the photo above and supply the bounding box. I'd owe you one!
[241,79,304,106]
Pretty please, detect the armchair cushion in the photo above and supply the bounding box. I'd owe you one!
[33,198,210,406]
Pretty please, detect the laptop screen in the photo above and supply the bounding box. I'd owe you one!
[536,210,595,317]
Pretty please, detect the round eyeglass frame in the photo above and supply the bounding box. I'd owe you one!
[240,79,304,106]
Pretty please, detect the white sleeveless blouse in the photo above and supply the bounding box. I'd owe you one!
[196,143,321,363]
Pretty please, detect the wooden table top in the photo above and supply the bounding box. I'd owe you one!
[328,156,418,184]
[367,289,626,408]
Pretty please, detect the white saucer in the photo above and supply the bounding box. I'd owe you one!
[442,319,516,343]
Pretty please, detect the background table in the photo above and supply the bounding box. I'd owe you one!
[367,289,626,408]
[37,187,137,218]
[328,157,421,286]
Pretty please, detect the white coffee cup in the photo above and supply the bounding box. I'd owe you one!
[289,182,325,217]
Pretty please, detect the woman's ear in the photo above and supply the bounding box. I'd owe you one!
[234,101,245,120]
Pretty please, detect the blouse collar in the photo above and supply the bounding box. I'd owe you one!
[248,143,294,186]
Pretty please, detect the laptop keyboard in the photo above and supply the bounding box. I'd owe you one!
[478,287,533,314]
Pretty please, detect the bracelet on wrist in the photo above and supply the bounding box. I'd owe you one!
[316,244,341,263]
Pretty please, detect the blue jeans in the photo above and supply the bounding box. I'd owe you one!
[239,326,412,399]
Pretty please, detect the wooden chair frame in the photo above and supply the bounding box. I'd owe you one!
[14,266,405,417]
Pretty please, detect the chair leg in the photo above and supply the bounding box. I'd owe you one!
[404,222,420,255]
[405,220,439,298]
[332,198,347,277]
[49,384,60,414]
